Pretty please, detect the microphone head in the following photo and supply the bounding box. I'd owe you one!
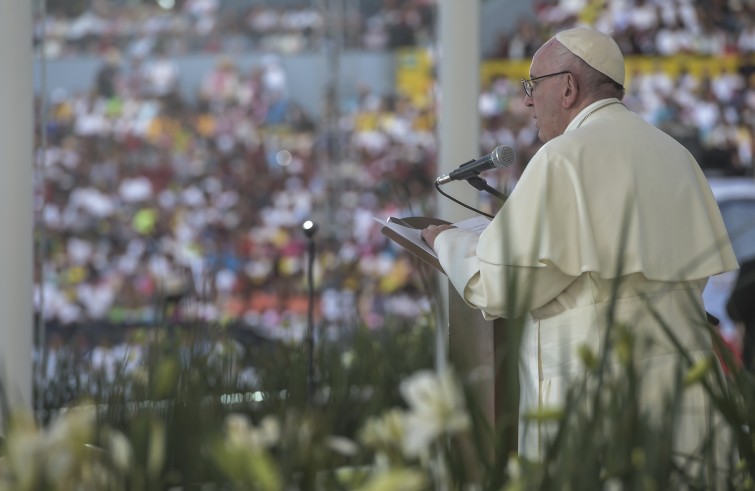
[491,145,516,168]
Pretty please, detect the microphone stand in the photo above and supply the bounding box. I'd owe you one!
[301,220,318,406]
[466,176,508,203]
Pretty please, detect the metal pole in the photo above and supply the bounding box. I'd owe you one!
[302,220,318,404]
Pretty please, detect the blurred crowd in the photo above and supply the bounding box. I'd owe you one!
[496,0,755,58]
[38,0,755,60]
[36,47,438,345]
[36,0,436,59]
[33,0,755,386]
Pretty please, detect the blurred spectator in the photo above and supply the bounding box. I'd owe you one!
[727,257,755,372]
[200,57,241,108]
[141,46,179,97]
[95,49,121,98]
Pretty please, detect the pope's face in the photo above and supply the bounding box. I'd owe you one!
[524,42,570,143]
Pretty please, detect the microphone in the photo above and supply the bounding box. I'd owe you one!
[435,144,515,185]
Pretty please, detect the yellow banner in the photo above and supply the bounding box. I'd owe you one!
[481,54,742,86]
[396,48,744,102]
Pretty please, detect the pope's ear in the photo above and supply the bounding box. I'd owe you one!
[562,73,579,108]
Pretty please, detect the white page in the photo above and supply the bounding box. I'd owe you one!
[373,215,491,258]
[453,215,492,233]
[373,217,437,256]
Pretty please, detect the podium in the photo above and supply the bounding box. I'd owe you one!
[448,288,519,468]
[377,217,519,464]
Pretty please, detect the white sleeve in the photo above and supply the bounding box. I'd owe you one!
[434,227,577,319]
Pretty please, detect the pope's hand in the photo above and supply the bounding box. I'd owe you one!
[421,224,456,249]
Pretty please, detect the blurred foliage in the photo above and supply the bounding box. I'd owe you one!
[11,306,755,490]
[30,311,436,489]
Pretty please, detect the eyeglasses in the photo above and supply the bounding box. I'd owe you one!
[520,70,571,97]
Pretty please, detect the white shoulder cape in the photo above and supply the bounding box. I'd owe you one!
[476,102,738,281]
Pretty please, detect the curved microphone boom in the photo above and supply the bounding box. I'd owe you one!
[435,144,515,185]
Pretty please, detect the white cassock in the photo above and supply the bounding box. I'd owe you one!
[433,99,739,460]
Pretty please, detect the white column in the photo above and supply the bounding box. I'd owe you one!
[436,0,483,366]
[436,1,502,444]
[437,0,481,217]
[0,0,34,420]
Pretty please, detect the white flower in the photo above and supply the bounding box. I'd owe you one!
[326,436,359,457]
[255,416,281,448]
[399,369,470,457]
[359,409,406,450]
[506,454,522,480]
[46,405,96,448]
[106,429,133,472]
[355,468,428,491]
[4,405,105,489]
[224,413,280,450]
[224,413,252,447]
[44,405,97,484]
[341,351,355,369]
[4,420,41,490]
[146,420,166,479]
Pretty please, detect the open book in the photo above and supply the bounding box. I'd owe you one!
[373,215,491,274]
